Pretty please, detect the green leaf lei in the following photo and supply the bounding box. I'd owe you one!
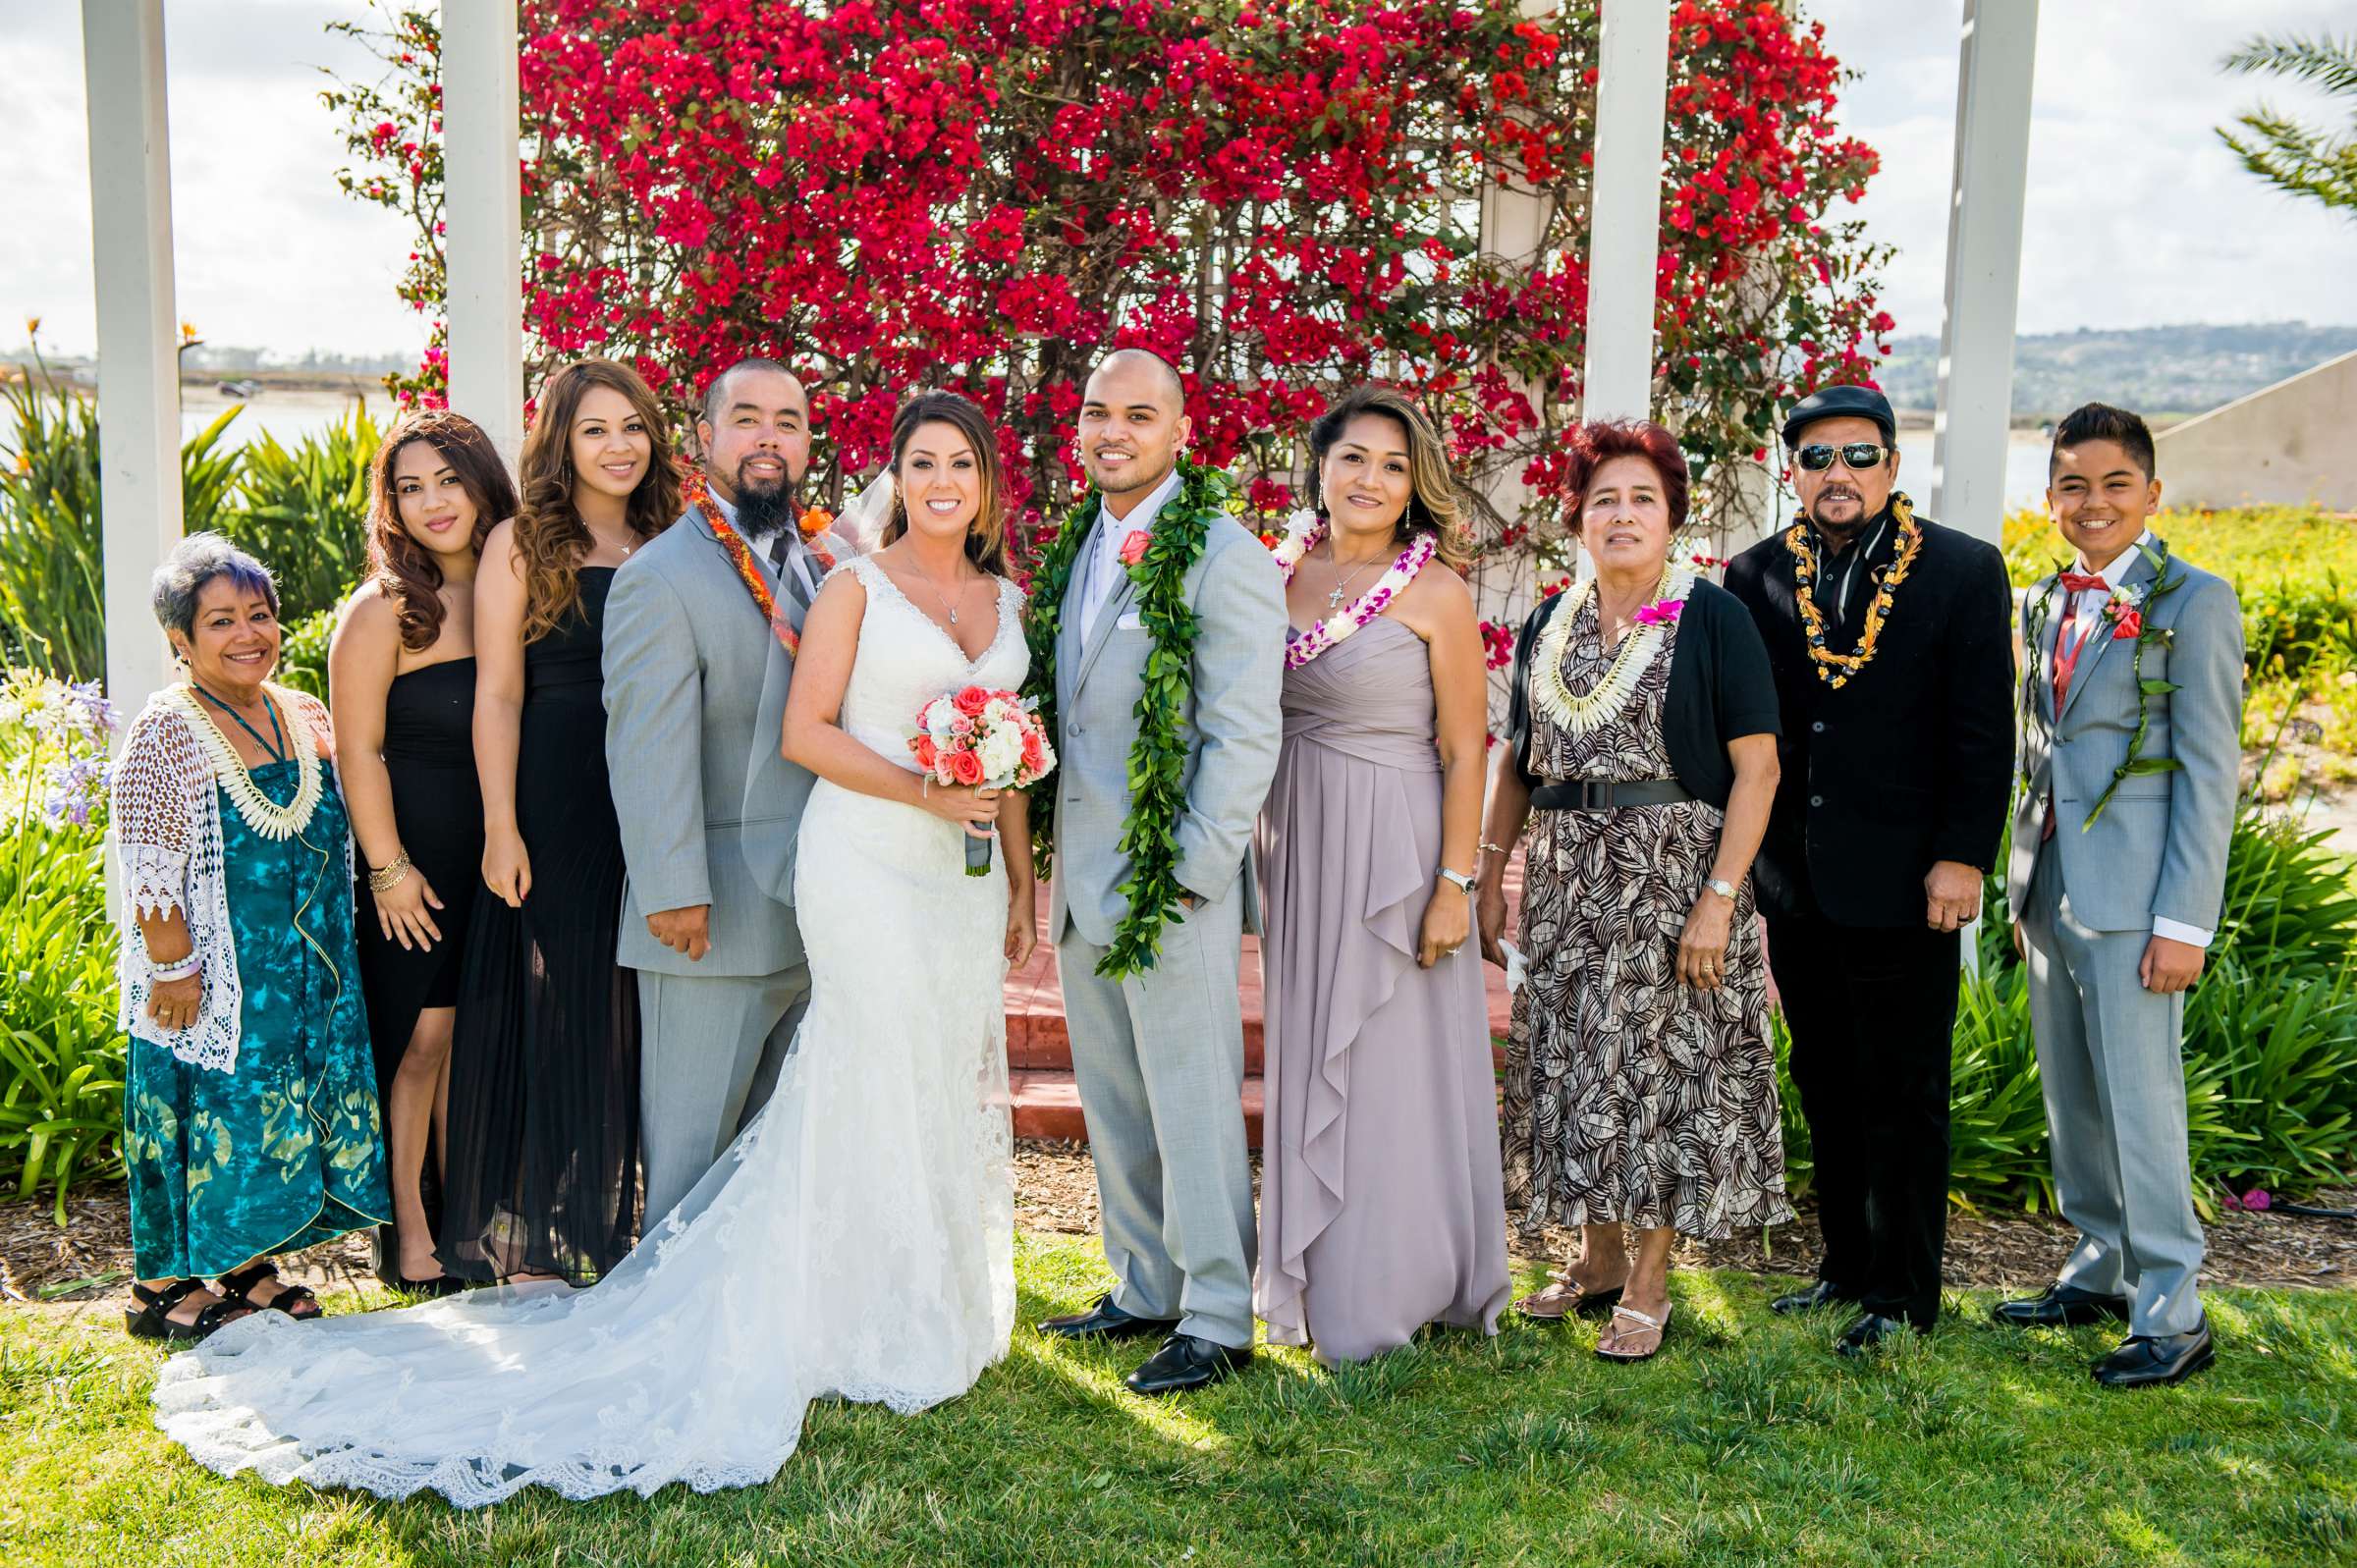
[1021,459,1233,979]
[2022,538,2188,831]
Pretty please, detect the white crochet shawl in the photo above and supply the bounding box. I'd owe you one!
[113,685,346,1074]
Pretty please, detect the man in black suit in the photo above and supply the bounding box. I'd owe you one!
[1724,384,2014,1355]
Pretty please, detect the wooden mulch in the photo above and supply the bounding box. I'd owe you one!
[8,1146,2352,1312]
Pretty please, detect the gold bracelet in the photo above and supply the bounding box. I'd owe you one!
[367,850,412,893]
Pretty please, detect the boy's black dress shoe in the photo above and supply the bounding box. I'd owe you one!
[1124,1333,1252,1395]
[1835,1313,1929,1357]
[2093,1319,2214,1388]
[1990,1283,2131,1328]
[1770,1281,1856,1316]
[1037,1292,1178,1342]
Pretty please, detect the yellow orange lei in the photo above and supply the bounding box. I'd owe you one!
[1782,493,1922,689]
[685,468,835,660]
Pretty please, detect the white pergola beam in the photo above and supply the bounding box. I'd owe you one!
[442,0,524,467]
[84,0,183,714]
[1581,0,1672,423]
[1929,0,2040,544]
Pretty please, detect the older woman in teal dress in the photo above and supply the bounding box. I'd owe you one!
[113,535,390,1341]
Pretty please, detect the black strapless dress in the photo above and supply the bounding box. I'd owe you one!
[355,657,483,1285]
[437,569,640,1283]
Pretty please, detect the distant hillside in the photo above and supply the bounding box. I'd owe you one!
[1878,322,2357,419]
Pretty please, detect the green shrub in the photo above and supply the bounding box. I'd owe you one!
[273,606,340,699]
[220,406,380,622]
[0,672,123,1219]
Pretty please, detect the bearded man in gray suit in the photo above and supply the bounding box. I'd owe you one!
[1028,350,1288,1395]
[1995,403,2243,1388]
[602,360,824,1223]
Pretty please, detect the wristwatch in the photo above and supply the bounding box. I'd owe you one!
[1703,877,1737,901]
[1438,868,1476,895]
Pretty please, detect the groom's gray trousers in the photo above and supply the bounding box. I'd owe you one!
[1057,892,1257,1349]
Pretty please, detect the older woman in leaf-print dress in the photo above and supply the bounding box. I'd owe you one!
[1477,420,1787,1363]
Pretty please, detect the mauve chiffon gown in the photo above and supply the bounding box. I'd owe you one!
[1252,617,1510,1364]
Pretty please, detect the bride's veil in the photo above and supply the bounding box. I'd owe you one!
[831,468,895,557]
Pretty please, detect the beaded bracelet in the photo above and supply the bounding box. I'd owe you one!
[147,951,201,982]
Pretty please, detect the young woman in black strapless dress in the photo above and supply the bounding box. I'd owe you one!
[331,410,518,1293]
[438,360,683,1284]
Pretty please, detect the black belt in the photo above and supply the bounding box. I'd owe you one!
[1530,778,1695,811]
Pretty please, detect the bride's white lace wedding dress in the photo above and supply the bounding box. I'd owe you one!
[153,554,1026,1504]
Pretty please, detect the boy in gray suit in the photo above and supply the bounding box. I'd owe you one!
[1996,404,2242,1387]
[602,361,823,1222]
[1030,350,1288,1395]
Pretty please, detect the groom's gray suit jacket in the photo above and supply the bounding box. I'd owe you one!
[602,507,817,977]
[1048,512,1287,943]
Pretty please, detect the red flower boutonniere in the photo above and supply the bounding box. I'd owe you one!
[2109,608,2143,641]
[1118,530,1152,568]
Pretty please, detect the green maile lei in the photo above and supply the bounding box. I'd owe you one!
[1022,459,1235,979]
[2022,537,2187,831]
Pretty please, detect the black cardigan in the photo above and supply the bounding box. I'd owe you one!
[1507,577,1781,809]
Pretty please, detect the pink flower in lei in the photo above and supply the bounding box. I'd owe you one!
[1270,515,1439,671]
[1631,598,1684,628]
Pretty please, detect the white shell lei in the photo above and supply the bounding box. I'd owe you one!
[162,682,324,840]
[1529,568,1698,738]
[1272,512,1438,670]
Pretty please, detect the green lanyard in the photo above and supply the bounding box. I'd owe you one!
[192,683,289,765]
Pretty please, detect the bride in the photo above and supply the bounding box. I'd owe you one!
[154,390,1040,1504]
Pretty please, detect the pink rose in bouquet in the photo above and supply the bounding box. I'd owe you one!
[907,684,1060,876]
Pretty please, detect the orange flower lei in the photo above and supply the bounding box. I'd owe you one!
[1782,492,1922,689]
[685,468,835,660]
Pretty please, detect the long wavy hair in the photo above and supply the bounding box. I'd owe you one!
[514,358,684,641]
[879,390,1010,577]
[365,410,518,652]
[1302,385,1476,573]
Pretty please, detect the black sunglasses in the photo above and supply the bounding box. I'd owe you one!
[1794,442,1889,472]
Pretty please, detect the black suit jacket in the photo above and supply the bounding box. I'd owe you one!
[1724,513,2014,929]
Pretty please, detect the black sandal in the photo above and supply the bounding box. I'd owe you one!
[125,1278,247,1342]
[217,1261,322,1321]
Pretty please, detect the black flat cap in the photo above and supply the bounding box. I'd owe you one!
[1781,384,1894,449]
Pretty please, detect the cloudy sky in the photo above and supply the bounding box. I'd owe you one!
[6,0,2354,359]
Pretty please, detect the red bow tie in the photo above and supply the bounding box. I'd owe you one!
[2058,571,2109,595]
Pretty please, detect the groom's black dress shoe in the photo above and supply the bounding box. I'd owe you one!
[1990,1282,2132,1329]
[1124,1333,1252,1395]
[1835,1313,1929,1357]
[1770,1281,1856,1316]
[1037,1292,1178,1343]
[2093,1318,2215,1388]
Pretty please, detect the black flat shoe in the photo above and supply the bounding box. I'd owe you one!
[217,1261,322,1322]
[1770,1281,1856,1316]
[1991,1282,2131,1329]
[1124,1332,1252,1395]
[124,1278,247,1342]
[1038,1291,1179,1342]
[2093,1319,2214,1388]
[1835,1312,1929,1357]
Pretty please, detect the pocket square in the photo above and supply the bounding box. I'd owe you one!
[1116,609,1145,631]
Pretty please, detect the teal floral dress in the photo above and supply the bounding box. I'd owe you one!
[123,750,390,1280]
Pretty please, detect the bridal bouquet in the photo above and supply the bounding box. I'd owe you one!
[908,685,1057,876]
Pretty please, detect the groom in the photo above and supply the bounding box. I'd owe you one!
[1030,349,1288,1395]
[603,358,823,1222]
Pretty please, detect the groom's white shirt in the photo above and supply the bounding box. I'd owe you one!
[1078,467,1184,630]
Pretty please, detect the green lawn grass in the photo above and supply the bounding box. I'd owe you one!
[4,1234,2353,1567]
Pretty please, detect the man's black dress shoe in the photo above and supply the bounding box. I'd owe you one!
[2093,1319,2214,1388]
[1770,1281,1855,1316]
[1990,1282,2131,1329]
[1037,1292,1178,1342]
[1124,1333,1252,1395]
[1835,1312,1928,1357]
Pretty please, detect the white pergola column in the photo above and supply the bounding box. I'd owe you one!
[1929,0,2041,545]
[1580,0,1672,423]
[83,0,183,713]
[442,0,524,466]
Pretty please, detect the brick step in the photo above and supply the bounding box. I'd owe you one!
[1011,1067,1267,1145]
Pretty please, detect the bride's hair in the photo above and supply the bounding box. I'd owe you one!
[881,391,1009,577]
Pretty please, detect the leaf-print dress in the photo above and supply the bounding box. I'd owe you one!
[1503,592,1791,1241]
